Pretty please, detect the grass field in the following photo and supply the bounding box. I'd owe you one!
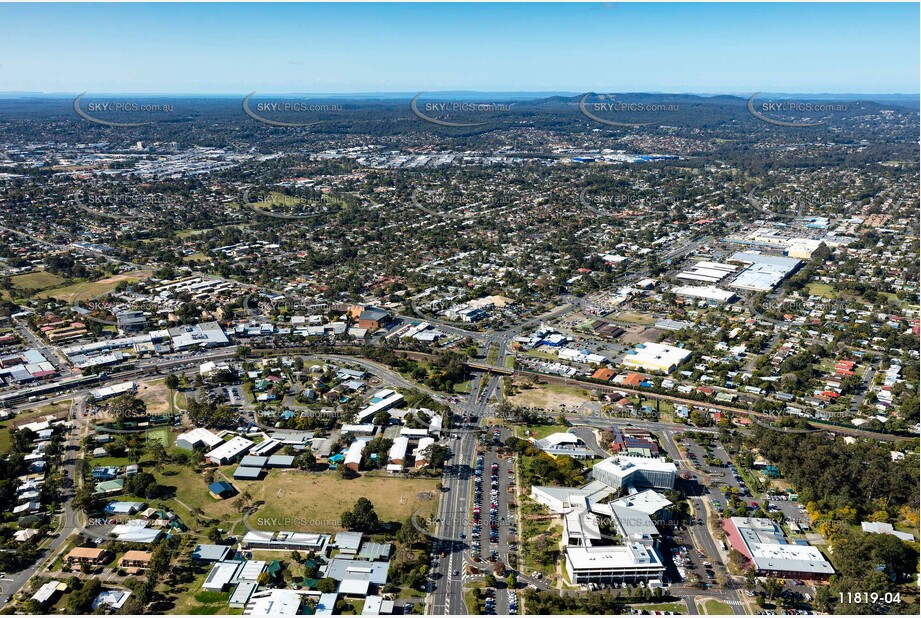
[243,472,440,532]
[807,283,838,299]
[611,311,656,325]
[632,601,688,613]
[152,463,242,521]
[486,343,500,365]
[701,599,733,614]
[10,270,69,291]
[38,271,152,303]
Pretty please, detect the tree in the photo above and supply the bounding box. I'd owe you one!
[762,576,782,600]
[317,578,337,593]
[506,573,517,589]
[165,373,180,391]
[146,440,169,470]
[744,566,757,590]
[295,451,316,470]
[73,483,103,515]
[341,497,379,532]
[208,527,223,543]
[484,573,497,588]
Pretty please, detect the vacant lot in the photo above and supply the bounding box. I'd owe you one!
[39,270,152,303]
[243,472,439,532]
[10,270,69,291]
[0,400,72,451]
[509,380,593,410]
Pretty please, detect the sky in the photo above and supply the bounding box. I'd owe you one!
[0,2,918,94]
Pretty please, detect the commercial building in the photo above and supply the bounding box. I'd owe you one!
[89,381,137,401]
[565,543,666,584]
[722,517,834,580]
[729,252,802,292]
[592,456,677,491]
[622,342,691,373]
[676,261,738,284]
[168,321,230,350]
[534,432,596,460]
[673,285,737,304]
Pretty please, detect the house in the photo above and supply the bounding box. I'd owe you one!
[104,501,145,515]
[92,589,132,611]
[591,367,616,382]
[31,581,67,606]
[65,547,110,566]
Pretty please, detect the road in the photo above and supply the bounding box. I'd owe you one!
[1,397,87,606]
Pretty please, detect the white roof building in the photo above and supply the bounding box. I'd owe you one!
[592,456,677,491]
[622,342,691,373]
[388,436,409,464]
[168,321,229,350]
[176,427,223,451]
[246,589,304,615]
[673,285,737,304]
[206,436,254,464]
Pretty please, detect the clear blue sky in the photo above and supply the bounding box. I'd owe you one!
[0,2,917,94]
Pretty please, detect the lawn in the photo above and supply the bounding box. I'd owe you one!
[486,343,500,365]
[516,424,570,440]
[241,472,440,532]
[169,567,235,615]
[701,599,733,615]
